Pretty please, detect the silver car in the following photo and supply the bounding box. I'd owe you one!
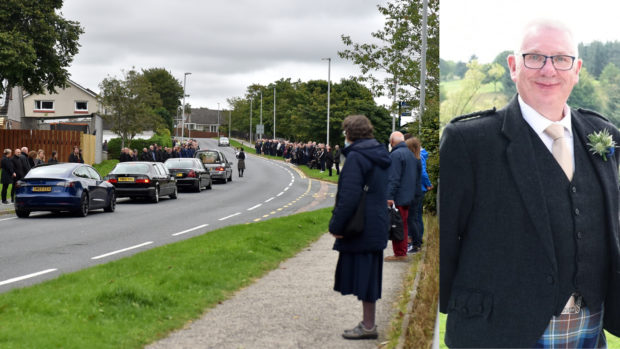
[195,149,233,183]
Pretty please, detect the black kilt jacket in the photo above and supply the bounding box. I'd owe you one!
[439,96,620,348]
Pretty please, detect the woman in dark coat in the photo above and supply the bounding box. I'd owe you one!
[48,151,59,164]
[236,147,246,177]
[1,149,15,204]
[329,114,391,340]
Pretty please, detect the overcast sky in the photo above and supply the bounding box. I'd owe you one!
[61,0,388,110]
[441,0,620,64]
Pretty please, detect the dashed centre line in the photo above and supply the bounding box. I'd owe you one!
[0,268,58,287]
[247,204,262,211]
[219,212,241,221]
[172,224,209,236]
[265,197,275,203]
[92,241,153,260]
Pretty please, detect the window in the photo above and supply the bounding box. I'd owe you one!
[75,101,88,111]
[210,125,218,132]
[34,100,54,111]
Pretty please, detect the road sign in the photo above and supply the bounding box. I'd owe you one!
[401,112,412,117]
[256,124,264,134]
[400,101,410,108]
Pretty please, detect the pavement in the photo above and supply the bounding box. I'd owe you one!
[148,233,412,349]
[0,201,14,215]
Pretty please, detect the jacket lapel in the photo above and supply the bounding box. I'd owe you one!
[501,97,558,272]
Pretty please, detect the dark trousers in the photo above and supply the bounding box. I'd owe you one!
[1,182,8,202]
[11,179,18,201]
[409,193,426,247]
[320,159,326,171]
[335,162,340,175]
[328,166,332,176]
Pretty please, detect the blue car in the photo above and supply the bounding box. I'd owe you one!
[14,163,116,218]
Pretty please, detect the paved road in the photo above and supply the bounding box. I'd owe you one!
[0,138,336,292]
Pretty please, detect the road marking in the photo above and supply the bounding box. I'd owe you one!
[284,187,289,191]
[92,241,153,260]
[270,211,276,214]
[247,204,262,211]
[277,208,283,211]
[263,214,269,218]
[219,212,241,221]
[254,218,261,222]
[277,192,284,196]
[172,223,209,236]
[0,217,17,222]
[0,268,58,287]
[265,197,275,203]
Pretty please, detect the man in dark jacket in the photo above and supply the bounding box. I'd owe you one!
[325,145,334,176]
[20,146,31,175]
[11,148,24,203]
[334,145,341,175]
[385,131,418,261]
[1,149,15,204]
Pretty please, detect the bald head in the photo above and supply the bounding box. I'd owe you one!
[389,131,405,147]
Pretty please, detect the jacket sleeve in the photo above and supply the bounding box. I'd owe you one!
[439,123,475,313]
[421,154,431,188]
[329,154,366,235]
[386,152,401,201]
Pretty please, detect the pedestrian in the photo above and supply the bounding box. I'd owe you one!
[325,145,334,176]
[328,114,391,340]
[11,148,24,203]
[19,146,31,175]
[33,149,45,166]
[440,19,620,347]
[404,137,423,253]
[1,149,15,204]
[333,144,341,175]
[68,146,84,163]
[102,140,108,152]
[27,150,37,168]
[48,151,59,164]
[236,147,246,177]
[385,131,418,261]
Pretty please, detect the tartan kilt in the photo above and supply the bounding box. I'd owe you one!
[534,305,606,348]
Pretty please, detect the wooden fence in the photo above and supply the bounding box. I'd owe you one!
[0,130,96,165]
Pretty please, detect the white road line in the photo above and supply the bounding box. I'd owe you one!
[172,224,209,237]
[265,197,275,203]
[277,192,284,197]
[284,187,289,191]
[91,241,153,260]
[0,268,58,286]
[219,212,241,221]
[0,217,17,222]
[247,204,262,211]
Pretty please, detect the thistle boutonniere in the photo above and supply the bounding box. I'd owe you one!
[587,129,616,161]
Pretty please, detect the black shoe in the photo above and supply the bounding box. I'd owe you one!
[1,201,8,205]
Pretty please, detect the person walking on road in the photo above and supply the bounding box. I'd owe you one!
[329,114,391,340]
[236,147,246,177]
[1,149,15,204]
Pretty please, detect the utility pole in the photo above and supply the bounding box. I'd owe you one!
[217,102,220,137]
[259,90,263,139]
[273,87,276,139]
[392,78,397,133]
[419,0,429,135]
[181,72,191,141]
[322,58,331,146]
[228,110,231,139]
[249,97,253,144]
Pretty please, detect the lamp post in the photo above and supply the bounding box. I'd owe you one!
[181,72,191,141]
[228,110,231,139]
[217,102,220,137]
[322,58,331,146]
[259,90,263,139]
[249,97,253,144]
[273,87,276,139]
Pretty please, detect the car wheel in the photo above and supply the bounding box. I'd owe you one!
[152,186,160,203]
[76,192,89,217]
[228,172,232,182]
[104,191,116,212]
[169,186,178,199]
[194,180,202,192]
[16,209,30,218]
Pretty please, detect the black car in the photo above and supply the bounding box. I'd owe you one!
[105,162,177,203]
[164,158,212,192]
[195,149,233,183]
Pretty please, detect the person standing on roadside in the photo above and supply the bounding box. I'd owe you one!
[325,145,334,176]
[34,149,45,166]
[404,137,423,252]
[237,147,246,177]
[19,146,31,175]
[11,149,24,203]
[68,146,83,163]
[385,131,418,261]
[333,144,341,175]
[1,149,15,204]
[48,151,59,164]
[329,114,391,340]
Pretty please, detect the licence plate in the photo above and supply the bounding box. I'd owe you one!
[176,173,183,177]
[32,186,52,192]
[118,177,135,182]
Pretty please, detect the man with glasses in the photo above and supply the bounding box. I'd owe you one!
[440,20,620,347]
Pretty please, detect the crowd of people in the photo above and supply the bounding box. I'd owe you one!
[254,139,342,176]
[118,139,200,162]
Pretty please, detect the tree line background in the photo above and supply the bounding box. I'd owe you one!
[440,40,620,129]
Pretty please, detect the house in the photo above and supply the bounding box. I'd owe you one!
[0,86,26,129]
[183,107,228,133]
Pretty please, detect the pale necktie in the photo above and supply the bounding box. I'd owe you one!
[544,124,573,181]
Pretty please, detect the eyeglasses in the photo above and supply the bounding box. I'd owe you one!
[522,53,576,71]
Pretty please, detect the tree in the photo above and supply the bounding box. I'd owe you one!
[142,68,184,132]
[598,62,620,126]
[0,0,83,94]
[487,63,505,93]
[99,69,163,147]
[440,60,487,126]
[492,50,517,99]
[567,67,601,112]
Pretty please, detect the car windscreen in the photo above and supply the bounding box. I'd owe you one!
[110,163,150,174]
[197,151,221,164]
[25,165,72,178]
[165,159,197,169]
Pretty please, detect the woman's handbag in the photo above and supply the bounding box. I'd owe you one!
[388,205,404,241]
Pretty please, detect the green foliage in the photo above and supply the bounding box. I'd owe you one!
[492,50,517,99]
[92,160,119,177]
[0,0,83,94]
[0,208,332,348]
[142,68,184,133]
[106,134,171,159]
[567,67,602,111]
[99,69,164,148]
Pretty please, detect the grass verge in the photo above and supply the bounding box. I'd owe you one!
[384,214,438,348]
[0,207,332,348]
[229,139,339,183]
[92,159,119,177]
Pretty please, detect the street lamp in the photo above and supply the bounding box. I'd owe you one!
[181,72,191,141]
[228,110,231,139]
[273,87,276,139]
[217,102,220,137]
[322,58,331,146]
[249,97,253,144]
[259,90,263,139]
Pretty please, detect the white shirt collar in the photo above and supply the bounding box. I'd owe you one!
[518,95,572,137]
